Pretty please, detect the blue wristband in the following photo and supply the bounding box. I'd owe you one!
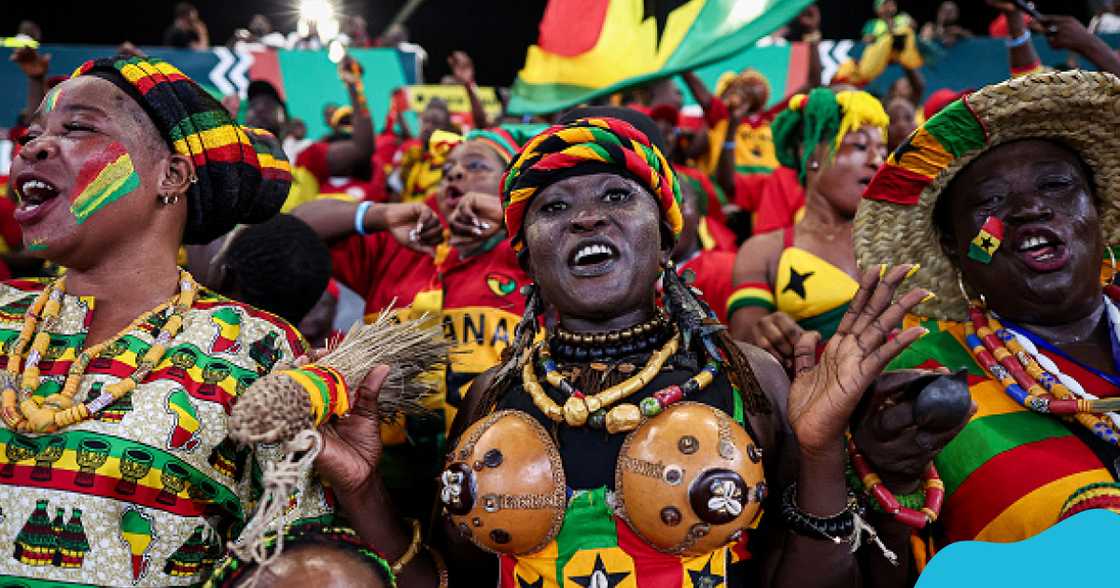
[1006,29,1031,48]
[354,201,373,236]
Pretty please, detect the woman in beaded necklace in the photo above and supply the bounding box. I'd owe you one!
[0,56,399,587]
[403,106,958,588]
[856,70,1120,552]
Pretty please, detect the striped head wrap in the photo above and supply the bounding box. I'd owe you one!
[72,55,291,244]
[501,107,682,253]
[772,87,889,185]
[854,70,1120,320]
[428,125,549,167]
[204,522,395,587]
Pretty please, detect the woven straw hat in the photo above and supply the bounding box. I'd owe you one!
[854,70,1120,321]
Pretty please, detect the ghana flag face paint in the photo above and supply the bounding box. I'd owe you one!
[43,87,62,114]
[968,215,1003,264]
[69,142,140,224]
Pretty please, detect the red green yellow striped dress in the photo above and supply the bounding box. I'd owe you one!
[888,315,1117,544]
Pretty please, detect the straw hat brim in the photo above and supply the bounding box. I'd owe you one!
[854,70,1120,321]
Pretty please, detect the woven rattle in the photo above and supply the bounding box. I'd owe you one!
[227,309,449,580]
[228,309,449,445]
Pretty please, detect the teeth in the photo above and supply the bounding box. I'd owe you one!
[574,244,612,264]
[20,180,55,200]
[1018,236,1053,251]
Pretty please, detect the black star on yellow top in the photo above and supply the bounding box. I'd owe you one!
[687,553,725,588]
[517,574,545,588]
[782,266,814,299]
[979,235,995,253]
[569,553,631,587]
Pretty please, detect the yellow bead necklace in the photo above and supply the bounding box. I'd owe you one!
[0,270,196,433]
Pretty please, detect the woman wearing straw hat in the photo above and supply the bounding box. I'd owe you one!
[856,69,1120,551]
[423,106,941,587]
[727,88,889,369]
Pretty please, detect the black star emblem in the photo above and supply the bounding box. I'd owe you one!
[782,267,814,300]
[891,133,920,164]
[687,553,725,588]
[643,0,689,50]
[979,236,994,251]
[569,553,631,587]
[517,574,544,588]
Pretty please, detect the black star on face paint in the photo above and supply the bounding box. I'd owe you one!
[643,0,689,50]
[782,267,814,299]
[687,553,725,588]
[517,574,545,588]
[569,553,631,587]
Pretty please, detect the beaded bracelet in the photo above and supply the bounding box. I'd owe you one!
[844,461,926,513]
[779,483,857,543]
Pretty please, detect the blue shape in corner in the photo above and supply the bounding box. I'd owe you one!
[917,510,1120,587]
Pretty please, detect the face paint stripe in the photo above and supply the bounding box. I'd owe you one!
[69,146,140,223]
[71,143,129,194]
[44,88,62,113]
[71,170,140,223]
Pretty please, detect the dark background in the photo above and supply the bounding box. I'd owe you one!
[0,0,1094,86]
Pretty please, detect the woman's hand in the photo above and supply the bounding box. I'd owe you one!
[374,202,444,255]
[448,191,503,250]
[750,311,807,369]
[314,364,390,497]
[787,265,930,459]
[852,370,975,492]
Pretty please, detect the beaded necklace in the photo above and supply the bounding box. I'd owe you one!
[522,328,721,434]
[548,312,671,361]
[964,294,1120,447]
[0,271,197,434]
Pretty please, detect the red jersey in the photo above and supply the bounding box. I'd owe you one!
[330,232,529,421]
[678,250,736,323]
[295,141,384,202]
[733,166,805,235]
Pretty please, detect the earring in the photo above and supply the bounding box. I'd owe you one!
[188,174,199,184]
[957,271,986,308]
[158,194,180,205]
[807,160,820,171]
[1108,246,1117,285]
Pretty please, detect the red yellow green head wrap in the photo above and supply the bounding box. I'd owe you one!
[501,109,683,253]
[772,88,889,185]
[428,125,549,167]
[71,55,291,244]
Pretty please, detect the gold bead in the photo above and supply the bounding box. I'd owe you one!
[40,393,73,412]
[563,396,589,427]
[605,404,641,434]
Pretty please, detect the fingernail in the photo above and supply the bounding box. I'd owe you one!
[920,292,936,304]
[879,264,887,279]
[919,327,930,336]
[905,263,921,279]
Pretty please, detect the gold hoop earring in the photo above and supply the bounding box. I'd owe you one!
[1108,245,1117,285]
[957,271,986,307]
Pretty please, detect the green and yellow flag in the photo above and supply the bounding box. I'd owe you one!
[508,0,813,114]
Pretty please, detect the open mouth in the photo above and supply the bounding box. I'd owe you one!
[13,175,62,224]
[857,176,873,188]
[1012,226,1069,272]
[443,185,464,207]
[567,240,619,276]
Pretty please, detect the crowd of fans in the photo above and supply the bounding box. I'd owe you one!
[2,1,1120,587]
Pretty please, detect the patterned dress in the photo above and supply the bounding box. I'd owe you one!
[0,279,334,587]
